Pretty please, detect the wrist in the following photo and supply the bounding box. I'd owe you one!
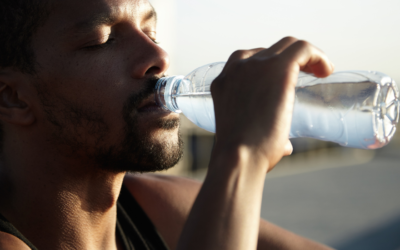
[208,143,270,183]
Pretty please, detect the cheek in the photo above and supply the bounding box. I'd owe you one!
[36,44,125,93]
[33,46,144,137]
[37,56,132,119]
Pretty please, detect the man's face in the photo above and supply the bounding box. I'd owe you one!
[30,0,183,172]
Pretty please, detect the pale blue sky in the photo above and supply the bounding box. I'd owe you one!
[152,0,400,84]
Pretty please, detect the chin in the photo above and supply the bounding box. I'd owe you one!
[154,128,180,144]
[96,121,183,174]
[146,120,180,144]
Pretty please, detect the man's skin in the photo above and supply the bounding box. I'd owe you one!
[0,0,335,249]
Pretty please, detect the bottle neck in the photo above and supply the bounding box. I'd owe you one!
[155,75,185,113]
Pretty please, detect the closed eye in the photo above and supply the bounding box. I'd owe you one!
[151,38,160,45]
[83,37,115,51]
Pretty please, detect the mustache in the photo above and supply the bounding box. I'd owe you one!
[124,76,162,112]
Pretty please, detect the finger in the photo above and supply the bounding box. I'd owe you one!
[283,140,293,156]
[226,48,265,64]
[254,36,299,59]
[302,60,335,75]
[280,40,334,78]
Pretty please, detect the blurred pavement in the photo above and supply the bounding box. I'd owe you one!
[261,145,400,249]
[174,132,400,249]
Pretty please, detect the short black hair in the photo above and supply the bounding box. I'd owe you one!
[0,0,50,74]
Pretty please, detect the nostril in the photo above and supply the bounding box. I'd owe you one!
[145,66,161,76]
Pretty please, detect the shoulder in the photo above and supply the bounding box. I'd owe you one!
[123,173,202,249]
[0,231,31,250]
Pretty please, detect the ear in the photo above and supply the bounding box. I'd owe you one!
[0,69,35,126]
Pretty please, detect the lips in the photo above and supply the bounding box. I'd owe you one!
[137,95,166,113]
[137,102,162,112]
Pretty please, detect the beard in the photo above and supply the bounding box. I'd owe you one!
[94,78,184,173]
[36,77,183,173]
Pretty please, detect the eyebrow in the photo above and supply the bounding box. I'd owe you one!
[146,6,157,23]
[68,6,157,35]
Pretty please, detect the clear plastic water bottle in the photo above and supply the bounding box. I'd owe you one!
[155,62,399,149]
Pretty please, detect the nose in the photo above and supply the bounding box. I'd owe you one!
[129,33,170,79]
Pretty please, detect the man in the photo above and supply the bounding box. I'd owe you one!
[0,0,335,249]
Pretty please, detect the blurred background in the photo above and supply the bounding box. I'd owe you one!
[149,0,400,249]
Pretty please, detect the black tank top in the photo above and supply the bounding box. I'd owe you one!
[0,184,170,250]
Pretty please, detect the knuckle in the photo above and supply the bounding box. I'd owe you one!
[230,49,248,59]
[254,54,278,65]
[251,47,266,53]
[232,49,247,57]
[281,36,298,43]
[294,40,310,48]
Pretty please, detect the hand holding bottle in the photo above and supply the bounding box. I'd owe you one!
[210,37,334,171]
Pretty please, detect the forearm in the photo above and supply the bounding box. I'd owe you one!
[257,220,335,250]
[177,146,268,250]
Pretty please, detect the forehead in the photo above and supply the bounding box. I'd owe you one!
[46,0,154,34]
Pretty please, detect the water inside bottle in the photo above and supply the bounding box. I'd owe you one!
[291,81,398,148]
[174,93,216,133]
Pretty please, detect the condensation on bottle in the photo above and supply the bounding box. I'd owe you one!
[155,62,400,149]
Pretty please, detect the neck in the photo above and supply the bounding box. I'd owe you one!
[0,134,126,250]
